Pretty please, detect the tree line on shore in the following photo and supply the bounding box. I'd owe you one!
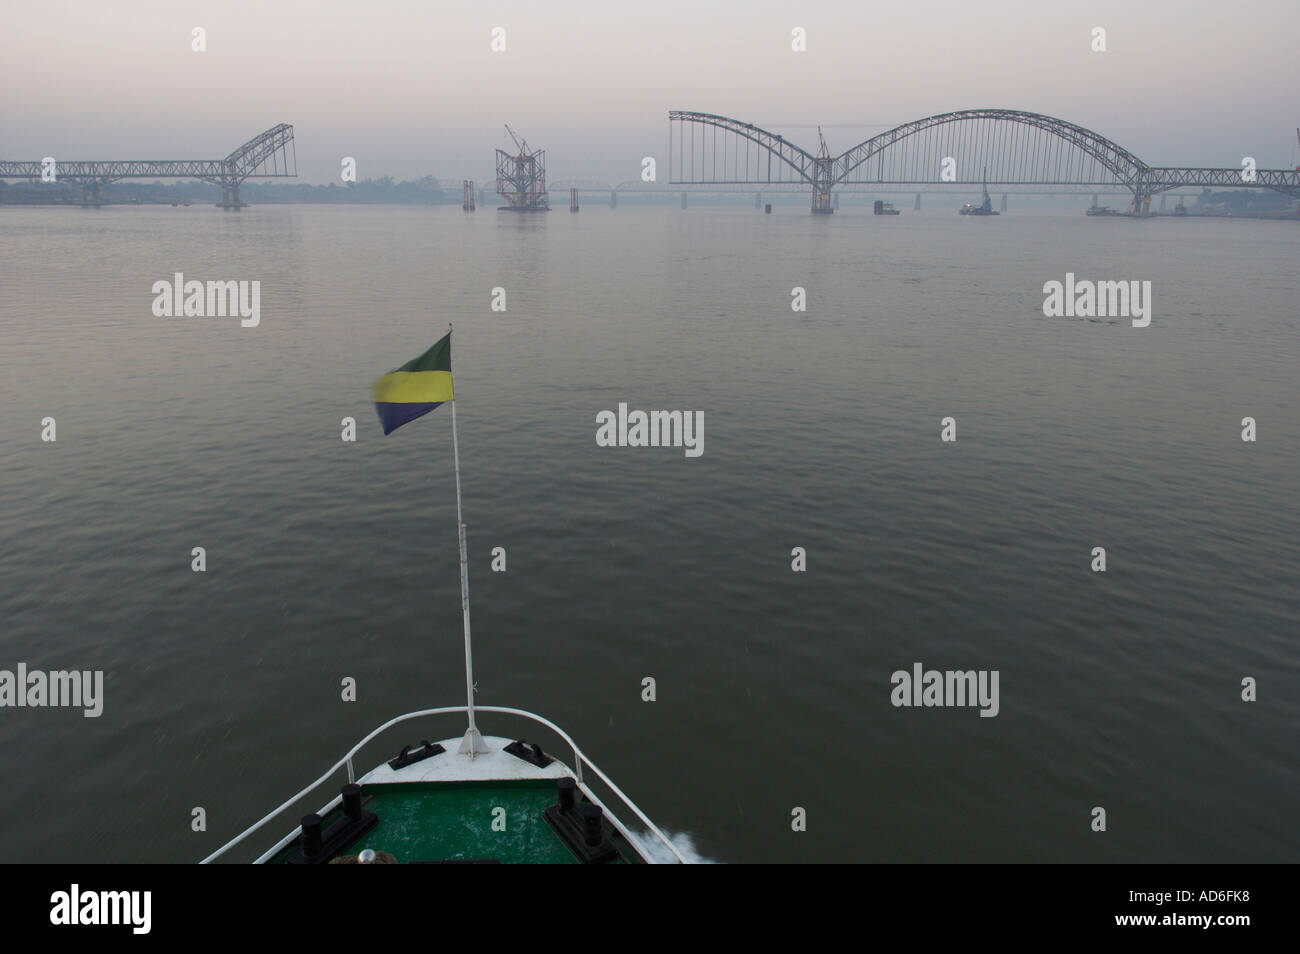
[0,175,451,204]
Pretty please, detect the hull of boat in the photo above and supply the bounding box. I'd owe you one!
[256,734,658,864]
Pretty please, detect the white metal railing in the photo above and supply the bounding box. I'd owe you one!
[199,706,687,864]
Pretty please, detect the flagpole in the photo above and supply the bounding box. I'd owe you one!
[449,323,487,756]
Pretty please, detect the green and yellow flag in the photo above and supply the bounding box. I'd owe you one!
[371,332,454,435]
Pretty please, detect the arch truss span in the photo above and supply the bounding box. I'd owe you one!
[668,108,1300,212]
[668,110,823,187]
[834,109,1146,188]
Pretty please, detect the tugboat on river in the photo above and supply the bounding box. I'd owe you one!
[959,168,999,216]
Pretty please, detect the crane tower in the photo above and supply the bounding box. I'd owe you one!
[496,125,550,211]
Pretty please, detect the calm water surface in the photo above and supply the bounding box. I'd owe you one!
[1,203,1297,862]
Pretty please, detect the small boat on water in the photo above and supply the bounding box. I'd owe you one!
[1086,204,1138,217]
[959,168,999,216]
[201,329,685,865]
[873,200,901,215]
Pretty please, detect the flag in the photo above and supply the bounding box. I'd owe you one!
[371,332,454,435]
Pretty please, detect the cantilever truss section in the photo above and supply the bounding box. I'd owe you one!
[220,123,297,180]
[496,144,549,211]
[0,124,296,184]
[0,123,296,210]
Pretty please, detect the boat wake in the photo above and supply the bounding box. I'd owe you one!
[626,828,719,864]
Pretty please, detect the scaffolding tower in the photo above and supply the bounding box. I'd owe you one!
[496,125,550,211]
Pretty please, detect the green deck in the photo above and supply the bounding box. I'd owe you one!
[268,780,643,864]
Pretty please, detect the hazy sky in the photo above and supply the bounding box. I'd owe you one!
[4,0,1299,183]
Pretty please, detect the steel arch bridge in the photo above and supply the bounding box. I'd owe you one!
[668,109,1300,213]
[0,124,296,209]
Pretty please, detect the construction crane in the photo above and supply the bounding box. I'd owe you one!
[496,124,549,211]
[810,125,835,213]
[505,124,530,159]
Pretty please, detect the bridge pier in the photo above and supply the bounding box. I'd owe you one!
[1159,194,1167,212]
[78,179,103,208]
[216,179,244,210]
[755,192,762,210]
[833,193,840,211]
[570,188,579,213]
[680,192,687,210]
[610,190,617,209]
[810,155,835,214]
[463,179,475,211]
[914,193,921,211]
[1130,180,1151,217]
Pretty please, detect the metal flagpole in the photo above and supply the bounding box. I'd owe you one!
[449,323,487,756]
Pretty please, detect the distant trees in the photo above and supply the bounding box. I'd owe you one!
[243,174,446,204]
[0,175,450,205]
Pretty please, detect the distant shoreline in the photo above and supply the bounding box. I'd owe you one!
[0,176,453,206]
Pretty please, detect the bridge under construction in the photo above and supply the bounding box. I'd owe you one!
[495,125,550,211]
[0,124,296,209]
[668,109,1300,214]
[5,110,1296,216]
